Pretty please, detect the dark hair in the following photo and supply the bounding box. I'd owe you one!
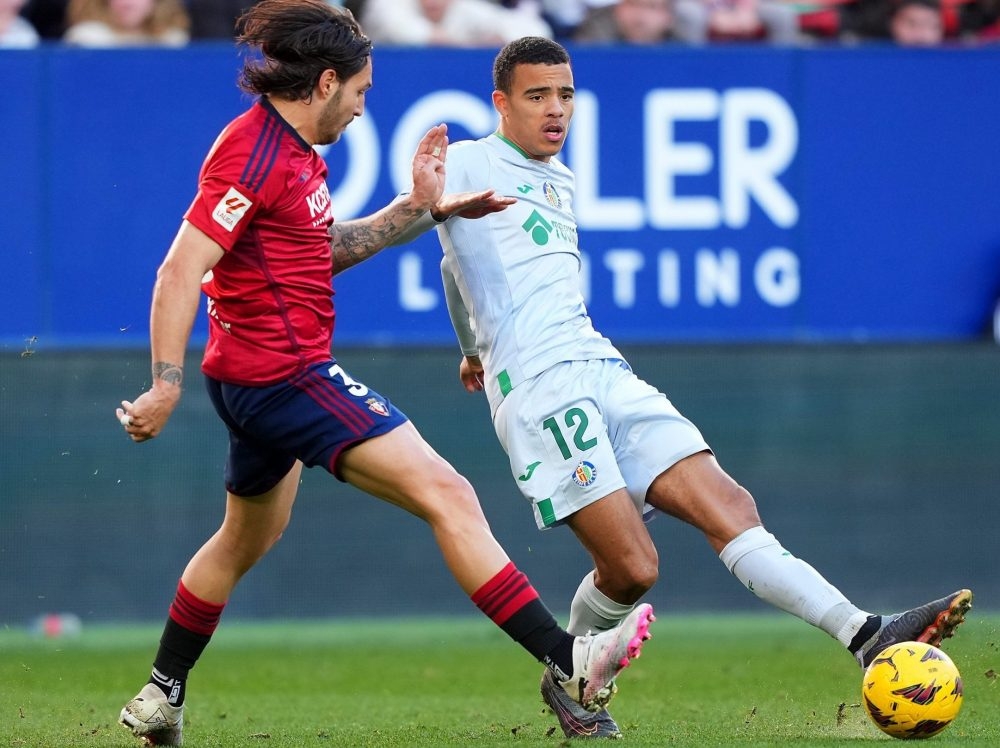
[236,0,372,101]
[492,37,570,94]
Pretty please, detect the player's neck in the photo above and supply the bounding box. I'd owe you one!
[495,129,552,163]
[266,95,318,146]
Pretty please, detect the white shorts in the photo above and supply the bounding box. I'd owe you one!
[493,358,710,530]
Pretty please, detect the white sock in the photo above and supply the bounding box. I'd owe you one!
[567,571,636,636]
[719,526,870,646]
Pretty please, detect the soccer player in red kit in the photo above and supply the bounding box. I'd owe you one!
[114,1,653,745]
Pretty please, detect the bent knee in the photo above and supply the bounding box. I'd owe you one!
[219,517,291,567]
[600,554,658,602]
[416,469,489,524]
[446,476,488,524]
[727,483,761,526]
[627,563,658,597]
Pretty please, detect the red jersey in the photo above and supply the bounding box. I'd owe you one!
[185,98,336,385]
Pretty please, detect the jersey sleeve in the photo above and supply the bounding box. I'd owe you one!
[184,133,265,251]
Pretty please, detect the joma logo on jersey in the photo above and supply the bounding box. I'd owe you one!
[306,181,332,219]
[518,461,542,481]
[212,187,252,232]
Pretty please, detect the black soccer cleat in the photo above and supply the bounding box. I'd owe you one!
[541,668,622,739]
[855,588,973,669]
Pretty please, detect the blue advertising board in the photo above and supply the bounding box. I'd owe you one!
[1,45,998,347]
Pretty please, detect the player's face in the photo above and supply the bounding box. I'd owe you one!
[317,58,373,146]
[494,62,574,162]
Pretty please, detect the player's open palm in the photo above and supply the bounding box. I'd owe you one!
[410,124,449,209]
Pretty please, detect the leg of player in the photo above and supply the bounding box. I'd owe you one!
[646,451,973,668]
[565,489,659,611]
[338,421,655,711]
[539,488,658,738]
[120,462,304,746]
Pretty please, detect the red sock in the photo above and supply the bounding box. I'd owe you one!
[168,579,226,635]
[150,579,227,704]
[471,562,540,624]
[471,562,574,675]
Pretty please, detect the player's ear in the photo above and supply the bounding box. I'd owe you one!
[319,69,339,98]
[492,90,508,118]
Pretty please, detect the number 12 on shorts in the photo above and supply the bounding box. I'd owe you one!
[541,407,597,460]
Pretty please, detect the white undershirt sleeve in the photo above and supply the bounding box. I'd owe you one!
[440,255,478,356]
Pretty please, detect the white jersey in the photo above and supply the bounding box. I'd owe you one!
[438,133,709,528]
[439,132,622,414]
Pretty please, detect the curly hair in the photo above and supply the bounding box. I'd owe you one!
[236,0,372,102]
[492,37,570,94]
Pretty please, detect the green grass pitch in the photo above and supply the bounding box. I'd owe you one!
[3,613,998,747]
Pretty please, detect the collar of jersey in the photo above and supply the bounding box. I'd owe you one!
[259,96,313,153]
[491,131,533,160]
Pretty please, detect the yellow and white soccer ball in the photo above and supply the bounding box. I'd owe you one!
[861,641,963,739]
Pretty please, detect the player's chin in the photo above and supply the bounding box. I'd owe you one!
[318,126,347,147]
[538,138,565,156]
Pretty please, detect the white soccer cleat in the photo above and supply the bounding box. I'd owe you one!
[559,603,655,712]
[119,683,184,746]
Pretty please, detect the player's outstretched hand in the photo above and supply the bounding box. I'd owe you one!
[434,189,516,221]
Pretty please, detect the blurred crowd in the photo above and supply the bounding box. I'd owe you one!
[3,0,999,49]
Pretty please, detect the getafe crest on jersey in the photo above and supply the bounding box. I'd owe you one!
[542,181,561,208]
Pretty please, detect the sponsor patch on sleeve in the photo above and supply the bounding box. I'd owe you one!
[211,187,252,233]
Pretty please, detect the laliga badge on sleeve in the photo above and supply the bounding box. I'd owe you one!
[212,187,253,233]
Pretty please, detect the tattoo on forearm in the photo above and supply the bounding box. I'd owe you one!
[329,225,379,272]
[152,361,183,387]
[329,204,426,273]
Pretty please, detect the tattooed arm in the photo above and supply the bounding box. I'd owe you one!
[329,124,516,275]
[329,194,431,275]
[329,125,448,274]
[117,221,224,442]
[330,125,516,275]
[330,188,518,275]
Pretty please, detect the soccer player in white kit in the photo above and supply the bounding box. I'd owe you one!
[433,36,973,739]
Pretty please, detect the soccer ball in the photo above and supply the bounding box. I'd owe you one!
[861,641,963,739]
